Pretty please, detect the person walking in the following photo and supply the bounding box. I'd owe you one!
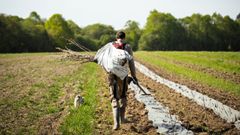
[107,31,138,130]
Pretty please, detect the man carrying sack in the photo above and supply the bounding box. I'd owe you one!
[94,31,138,130]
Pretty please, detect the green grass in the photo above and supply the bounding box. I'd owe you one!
[137,51,240,74]
[0,52,55,58]
[60,63,100,135]
[135,51,240,95]
[174,51,240,63]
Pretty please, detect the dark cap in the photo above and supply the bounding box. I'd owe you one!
[116,31,126,39]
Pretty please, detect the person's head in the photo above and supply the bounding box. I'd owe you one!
[116,31,126,40]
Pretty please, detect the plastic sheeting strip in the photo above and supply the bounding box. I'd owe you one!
[129,82,193,135]
[135,61,240,129]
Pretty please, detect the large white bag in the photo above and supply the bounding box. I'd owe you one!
[94,42,132,80]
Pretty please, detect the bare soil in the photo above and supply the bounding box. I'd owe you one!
[0,54,158,134]
[37,82,75,135]
[1,53,239,134]
[0,54,82,134]
[136,58,240,111]
[95,71,157,135]
[137,71,240,134]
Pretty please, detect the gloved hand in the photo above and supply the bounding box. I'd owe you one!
[132,76,138,84]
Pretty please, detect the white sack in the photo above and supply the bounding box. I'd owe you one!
[94,42,132,80]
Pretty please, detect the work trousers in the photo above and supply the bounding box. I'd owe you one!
[108,73,128,108]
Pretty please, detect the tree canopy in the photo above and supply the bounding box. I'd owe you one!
[0,10,239,52]
[123,20,141,51]
[45,14,73,49]
[139,10,186,51]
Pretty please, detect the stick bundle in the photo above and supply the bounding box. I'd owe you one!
[56,39,95,64]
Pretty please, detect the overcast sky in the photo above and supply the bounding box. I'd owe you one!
[0,0,239,29]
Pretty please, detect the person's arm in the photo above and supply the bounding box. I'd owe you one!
[125,45,137,80]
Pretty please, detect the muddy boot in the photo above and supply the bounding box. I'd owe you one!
[120,106,128,123]
[120,98,128,123]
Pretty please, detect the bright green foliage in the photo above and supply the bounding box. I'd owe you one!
[66,20,97,51]
[81,23,115,40]
[124,20,141,51]
[181,13,238,51]
[81,23,116,47]
[139,10,186,51]
[74,35,97,51]
[45,14,74,48]
[67,20,82,36]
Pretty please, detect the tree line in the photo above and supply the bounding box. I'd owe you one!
[0,10,239,53]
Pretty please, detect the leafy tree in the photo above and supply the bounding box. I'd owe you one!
[29,11,42,23]
[82,23,115,39]
[139,10,186,50]
[124,20,141,51]
[98,34,115,47]
[221,15,240,51]
[74,35,97,51]
[67,20,82,37]
[181,14,218,51]
[1,11,239,52]
[211,13,239,51]
[237,13,240,20]
[0,14,27,52]
[45,14,73,49]
[81,23,115,47]
[21,12,53,52]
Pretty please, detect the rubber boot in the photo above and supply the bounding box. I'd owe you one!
[112,107,120,130]
[119,98,127,123]
[120,106,127,123]
[111,98,120,130]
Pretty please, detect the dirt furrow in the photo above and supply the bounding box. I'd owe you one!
[137,71,239,134]
[136,59,240,111]
[37,83,75,135]
[95,72,157,135]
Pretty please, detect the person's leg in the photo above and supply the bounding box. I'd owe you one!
[111,98,120,130]
[119,97,127,123]
[119,77,128,123]
[108,74,120,130]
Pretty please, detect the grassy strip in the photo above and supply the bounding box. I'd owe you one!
[60,63,99,135]
[141,51,240,74]
[135,53,240,95]
[167,52,240,73]
[14,64,86,134]
[0,52,54,58]
[175,51,240,63]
